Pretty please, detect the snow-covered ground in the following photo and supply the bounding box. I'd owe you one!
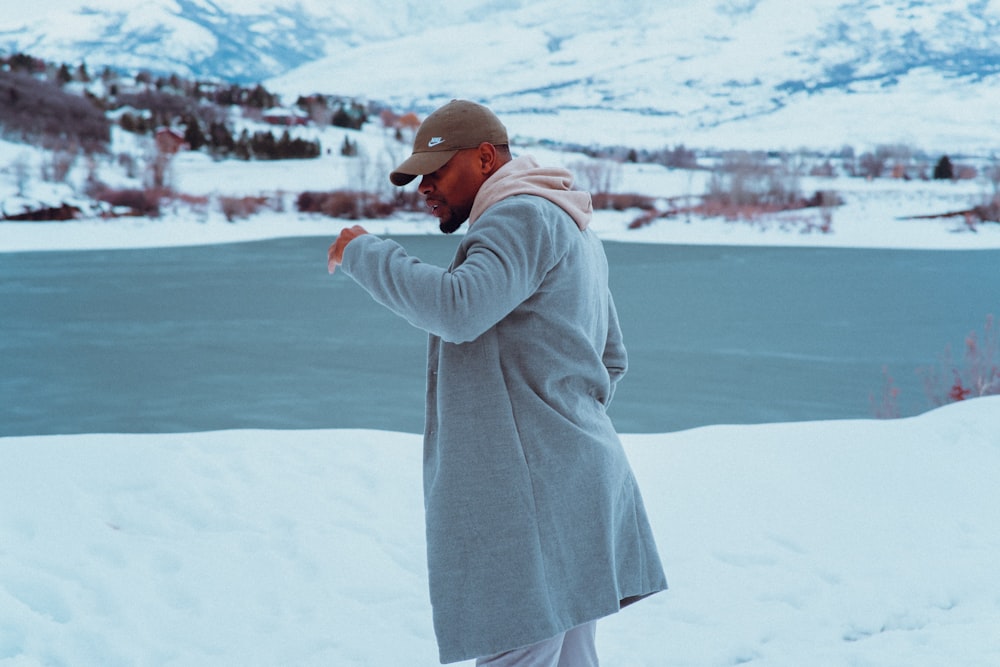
[2,127,1000,665]
[2,401,998,667]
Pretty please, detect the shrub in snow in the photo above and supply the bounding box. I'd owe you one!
[704,151,797,209]
[296,190,394,219]
[870,366,901,419]
[873,316,999,418]
[570,159,622,204]
[920,315,1000,406]
[593,192,657,211]
[220,195,271,221]
[91,186,163,217]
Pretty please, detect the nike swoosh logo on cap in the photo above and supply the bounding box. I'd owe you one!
[427,137,445,147]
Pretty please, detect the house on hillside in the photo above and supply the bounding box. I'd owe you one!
[154,127,187,154]
[397,111,421,131]
[262,107,309,126]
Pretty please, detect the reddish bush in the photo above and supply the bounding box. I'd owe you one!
[220,195,269,221]
[297,190,396,219]
[391,189,425,212]
[920,315,999,406]
[876,315,1000,417]
[630,188,840,231]
[3,203,82,221]
[170,192,210,207]
[870,366,901,419]
[92,186,163,217]
[592,192,656,211]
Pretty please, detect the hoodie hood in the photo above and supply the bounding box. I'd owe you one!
[469,155,593,230]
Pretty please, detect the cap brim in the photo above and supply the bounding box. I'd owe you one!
[389,150,457,186]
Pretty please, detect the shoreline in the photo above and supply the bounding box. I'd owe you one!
[4,207,1000,254]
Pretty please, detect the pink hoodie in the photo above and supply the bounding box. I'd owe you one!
[469,155,593,231]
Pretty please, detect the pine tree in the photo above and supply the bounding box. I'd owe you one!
[277,130,292,159]
[251,130,277,159]
[234,129,252,160]
[209,121,235,156]
[56,63,73,86]
[183,116,206,151]
[341,135,357,157]
[933,155,954,180]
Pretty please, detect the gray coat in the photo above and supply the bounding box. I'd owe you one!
[341,193,667,663]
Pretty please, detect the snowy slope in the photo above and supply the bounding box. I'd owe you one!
[266,0,1000,152]
[2,0,999,151]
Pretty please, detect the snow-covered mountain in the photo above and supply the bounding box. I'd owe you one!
[0,0,496,83]
[2,0,999,152]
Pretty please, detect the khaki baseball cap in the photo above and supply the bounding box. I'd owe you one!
[389,100,509,186]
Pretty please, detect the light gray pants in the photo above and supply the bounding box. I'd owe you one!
[475,621,599,667]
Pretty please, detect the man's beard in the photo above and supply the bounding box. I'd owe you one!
[439,218,464,234]
[432,200,470,234]
[439,208,471,234]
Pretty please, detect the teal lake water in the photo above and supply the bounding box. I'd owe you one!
[2,236,997,436]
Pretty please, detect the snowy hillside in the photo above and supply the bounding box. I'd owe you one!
[267,0,1000,152]
[1,0,999,152]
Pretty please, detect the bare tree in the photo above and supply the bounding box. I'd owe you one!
[571,159,622,208]
[43,143,78,183]
[12,153,31,197]
[706,151,800,208]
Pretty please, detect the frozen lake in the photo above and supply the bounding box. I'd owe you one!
[2,236,997,436]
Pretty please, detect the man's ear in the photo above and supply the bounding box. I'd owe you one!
[477,142,499,174]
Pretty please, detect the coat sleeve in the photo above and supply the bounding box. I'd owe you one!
[340,199,561,343]
[603,291,628,405]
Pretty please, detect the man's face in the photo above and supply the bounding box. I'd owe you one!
[418,148,487,234]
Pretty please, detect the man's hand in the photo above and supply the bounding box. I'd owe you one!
[327,225,369,274]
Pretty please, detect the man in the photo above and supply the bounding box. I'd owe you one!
[328,100,666,666]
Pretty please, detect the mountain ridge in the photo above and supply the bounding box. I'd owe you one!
[1,0,998,152]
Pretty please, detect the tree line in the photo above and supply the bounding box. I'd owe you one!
[0,51,371,160]
[0,64,110,151]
